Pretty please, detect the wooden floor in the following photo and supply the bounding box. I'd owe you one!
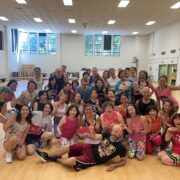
[0,80,179,180]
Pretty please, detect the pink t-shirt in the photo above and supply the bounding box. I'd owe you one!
[155,87,179,107]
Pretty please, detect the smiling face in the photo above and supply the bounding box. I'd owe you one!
[74,93,81,103]
[163,101,172,113]
[159,77,167,87]
[20,106,30,119]
[43,104,52,115]
[69,107,78,118]
[148,108,157,117]
[127,105,136,117]
[142,87,150,99]
[111,125,123,139]
[174,116,180,129]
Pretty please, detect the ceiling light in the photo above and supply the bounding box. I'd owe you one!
[45,29,52,33]
[71,30,77,33]
[118,0,130,8]
[33,18,43,22]
[68,19,76,23]
[16,0,27,4]
[132,32,139,35]
[108,20,116,25]
[170,2,180,9]
[102,31,108,34]
[145,21,155,25]
[0,16,9,21]
[63,0,73,6]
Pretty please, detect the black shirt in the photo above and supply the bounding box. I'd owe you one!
[92,133,126,164]
[138,98,156,115]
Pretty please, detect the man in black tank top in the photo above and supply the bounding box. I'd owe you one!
[135,87,159,115]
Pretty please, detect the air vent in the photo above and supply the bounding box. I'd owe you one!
[161,51,165,55]
[171,49,176,54]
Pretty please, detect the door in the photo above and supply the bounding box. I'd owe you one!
[159,65,167,79]
[167,64,177,85]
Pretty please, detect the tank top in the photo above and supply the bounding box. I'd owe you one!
[138,98,155,115]
[56,75,65,93]
[55,103,67,117]
[149,117,161,134]
[171,131,180,155]
[34,78,43,92]
[102,111,119,133]
[130,116,146,141]
[60,116,78,139]
[155,87,179,108]
[5,121,27,142]
[118,105,127,121]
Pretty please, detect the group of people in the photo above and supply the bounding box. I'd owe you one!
[0,65,179,171]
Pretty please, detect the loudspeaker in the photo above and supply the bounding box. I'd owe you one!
[0,31,3,50]
[104,35,111,50]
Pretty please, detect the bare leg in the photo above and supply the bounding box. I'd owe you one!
[4,136,18,152]
[157,151,167,160]
[48,145,70,157]
[57,157,76,166]
[16,144,27,160]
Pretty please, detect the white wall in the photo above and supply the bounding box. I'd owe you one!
[60,34,149,72]
[0,24,8,76]
[7,29,61,76]
[147,21,180,84]
[6,29,149,77]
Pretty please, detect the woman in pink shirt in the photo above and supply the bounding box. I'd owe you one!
[155,75,180,112]
[158,113,180,166]
[123,105,148,160]
[100,101,124,133]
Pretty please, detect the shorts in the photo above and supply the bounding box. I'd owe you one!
[68,143,96,171]
[25,133,43,145]
[165,149,180,165]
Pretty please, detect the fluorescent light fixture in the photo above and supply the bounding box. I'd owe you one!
[170,2,180,9]
[45,29,52,33]
[71,30,77,33]
[33,18,43,22]
[63,0,73,6]
[118,0,130,8]
[145,21,155,25]
[102,31,108,34]
[108,20,116,24]
[0,16,9,21]
[16,0,27,4]
[68,19,76,23]
[132,32,139,35]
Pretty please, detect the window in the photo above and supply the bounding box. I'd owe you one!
[85,34,121,56]
[18,31,57,55]
[85,35,93,56]
[39,33,47,55]
[112,35,121,56]
[94,35,103,56]
[19,32,28,54]
[48,33,56,54]
[29,33,38,54]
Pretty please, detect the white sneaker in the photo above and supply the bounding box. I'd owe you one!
[5,152,12,163]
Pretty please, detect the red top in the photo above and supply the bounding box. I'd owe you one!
[61,116,78,139]
[118,105,127,121]
[171,131,180,155]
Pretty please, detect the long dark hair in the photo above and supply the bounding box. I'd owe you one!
[126,104,139,118]
[16,105,32,124]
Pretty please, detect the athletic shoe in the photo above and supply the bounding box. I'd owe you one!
[36,150,61,162]
[35,150,50,162]
[5,152,12,163]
